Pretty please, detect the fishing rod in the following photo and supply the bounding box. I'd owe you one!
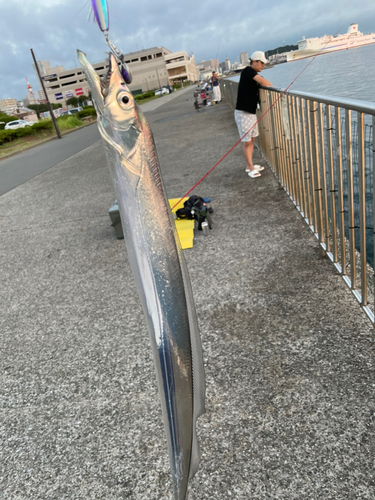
[171,28,342,210]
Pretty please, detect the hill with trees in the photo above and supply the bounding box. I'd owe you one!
[265,45,298,58]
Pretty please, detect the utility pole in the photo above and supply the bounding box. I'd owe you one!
[156,69,161,92]
[30,48,61,139]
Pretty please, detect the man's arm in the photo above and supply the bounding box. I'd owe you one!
[253,74,273,87]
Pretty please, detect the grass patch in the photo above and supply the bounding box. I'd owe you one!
[0,117,94,158]
[57,115,84,131]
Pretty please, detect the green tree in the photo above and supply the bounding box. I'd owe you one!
[78,95,88,105]
[28,103,62,118]
[0,112,18,130]
[66,97,79,107]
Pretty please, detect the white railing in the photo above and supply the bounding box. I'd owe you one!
[221,79,375,324]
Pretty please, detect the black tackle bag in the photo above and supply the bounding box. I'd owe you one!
[175,195,213,230]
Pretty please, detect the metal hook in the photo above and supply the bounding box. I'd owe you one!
[104,34,132,84]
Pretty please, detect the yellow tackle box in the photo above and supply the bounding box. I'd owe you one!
[169,198,195,249]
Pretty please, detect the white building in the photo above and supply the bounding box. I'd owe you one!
[239,52,249,66]
[37,89,46,101]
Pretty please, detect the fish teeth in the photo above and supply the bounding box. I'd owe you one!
[100,57,113,96]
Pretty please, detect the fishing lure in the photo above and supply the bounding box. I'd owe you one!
[89,0,132,84]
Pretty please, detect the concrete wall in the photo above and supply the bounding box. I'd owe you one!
[220,78,238,109]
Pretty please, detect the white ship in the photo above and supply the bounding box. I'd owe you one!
[286,24,375,62]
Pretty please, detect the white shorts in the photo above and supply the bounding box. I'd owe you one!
[234,110,259,142]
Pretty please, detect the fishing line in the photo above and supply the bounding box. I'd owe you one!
[171,28,342,210]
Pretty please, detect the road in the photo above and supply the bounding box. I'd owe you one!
[0,123,101,196]
[0,86,196,197]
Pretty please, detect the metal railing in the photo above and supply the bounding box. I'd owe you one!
[221,80,375,324]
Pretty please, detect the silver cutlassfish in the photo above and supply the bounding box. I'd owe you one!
[77,50,205,499]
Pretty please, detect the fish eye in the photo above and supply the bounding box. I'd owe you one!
[117,92,131,109]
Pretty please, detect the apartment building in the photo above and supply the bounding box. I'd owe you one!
[43,46,177,105]
[0,98,18,114]
[164,51,198,84]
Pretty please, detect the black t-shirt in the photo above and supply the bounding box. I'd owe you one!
[235,66,259,114]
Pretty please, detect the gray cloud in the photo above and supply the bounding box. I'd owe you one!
[0,0,374,100]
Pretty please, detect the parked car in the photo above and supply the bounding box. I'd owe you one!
[60,107,83,117]
[154,88,170,96]
[4,120,31,130]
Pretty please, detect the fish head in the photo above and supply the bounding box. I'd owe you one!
[77,50,146,161]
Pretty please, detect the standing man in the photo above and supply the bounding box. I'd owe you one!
[235,51,273,178]
[211,71,221,103]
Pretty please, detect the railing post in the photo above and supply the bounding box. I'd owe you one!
[306,100,317,231]
[281,95,292,196]
[286,95,297,204]
[318,103,330,252]
[345,109,356,289]
[326,105,338,262]
[357,112,367,305]
[276,96,287,190]
[310,100,326,256]
[290,96,302,210]
[268,91,279,175]
[264,90,273,164]
[336,107,347,275]
[300,99,312,225]
[295,97,306,219]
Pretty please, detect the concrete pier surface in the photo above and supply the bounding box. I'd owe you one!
[1,88,374,499]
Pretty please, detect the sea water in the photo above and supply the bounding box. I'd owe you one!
[231,44,375,103]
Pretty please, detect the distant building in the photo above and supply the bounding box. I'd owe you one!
[165,51,198,84]
[33,60,65,78]
[42,46,198,104]
[24,93,38,106]
[196,59,219,72]
[9,107,38,123]
[239,52,249,66]
[34,60,50,77]
[36,89,46,101]
[0,98,18,114]
[219,59,231,73]
[268,53,287,63]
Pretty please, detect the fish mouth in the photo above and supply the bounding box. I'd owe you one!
[77,50,124,111]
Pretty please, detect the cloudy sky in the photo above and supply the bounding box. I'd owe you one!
[0,0,374,101]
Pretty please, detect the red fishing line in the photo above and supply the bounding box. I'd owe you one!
[171,28,342,211]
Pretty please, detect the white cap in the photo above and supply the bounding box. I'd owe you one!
[250,51,268,63]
